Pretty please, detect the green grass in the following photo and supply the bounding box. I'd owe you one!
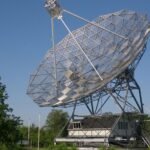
[22,148,48,150]
[25,147,149,150]
[31,148,48,150]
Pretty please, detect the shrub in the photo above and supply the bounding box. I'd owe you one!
[0,144,8,150]
[48,143,77,150]
[99,145,116,150]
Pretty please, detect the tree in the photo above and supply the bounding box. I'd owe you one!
[19,125,28,145]
[20,124,39,147]
[19,124,51,148]
[46,109,69,144]
[40,127,51,147]
[30,124,38,147]
[0,78,22,148]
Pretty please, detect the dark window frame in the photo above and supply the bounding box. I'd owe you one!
[73,122,81,129]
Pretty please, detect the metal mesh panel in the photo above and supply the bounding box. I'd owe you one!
[27,10,150,107]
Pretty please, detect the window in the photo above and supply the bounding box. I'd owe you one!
[118,122,128,130]
[73,122,81,129]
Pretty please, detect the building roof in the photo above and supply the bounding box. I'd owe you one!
[68,115,119,129]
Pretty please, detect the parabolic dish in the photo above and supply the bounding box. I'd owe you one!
[27,10,150,107]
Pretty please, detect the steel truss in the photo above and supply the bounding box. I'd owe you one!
[63,69,144,118]
[56,45,146,113]
[57,67,145,139]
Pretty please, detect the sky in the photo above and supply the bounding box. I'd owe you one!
[0,0,150,126]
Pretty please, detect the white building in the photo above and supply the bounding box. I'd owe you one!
[56,113,140,147]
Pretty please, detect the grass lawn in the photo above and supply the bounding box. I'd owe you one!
[31,148,48,150]
[23,148,48,150]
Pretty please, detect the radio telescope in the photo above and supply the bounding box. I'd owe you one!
[27,0,150,113]
[27,0,150,146]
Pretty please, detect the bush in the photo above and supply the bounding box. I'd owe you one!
[0,144,8,150]
[109,146,116,150]
[0,144,23,150]
[99,145,106,150]
[99,145,116,150]
[69,144,77,150]
[48,143,77,150]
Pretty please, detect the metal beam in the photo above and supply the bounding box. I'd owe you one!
[59,17,103,81]
[63,9,128,40]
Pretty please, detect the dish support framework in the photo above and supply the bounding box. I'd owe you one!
[45,1,149,146]
[46,0,145,115]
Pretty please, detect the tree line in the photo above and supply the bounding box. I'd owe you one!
[0,78,72,149]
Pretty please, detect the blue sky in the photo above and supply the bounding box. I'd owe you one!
[0,0,150,126]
